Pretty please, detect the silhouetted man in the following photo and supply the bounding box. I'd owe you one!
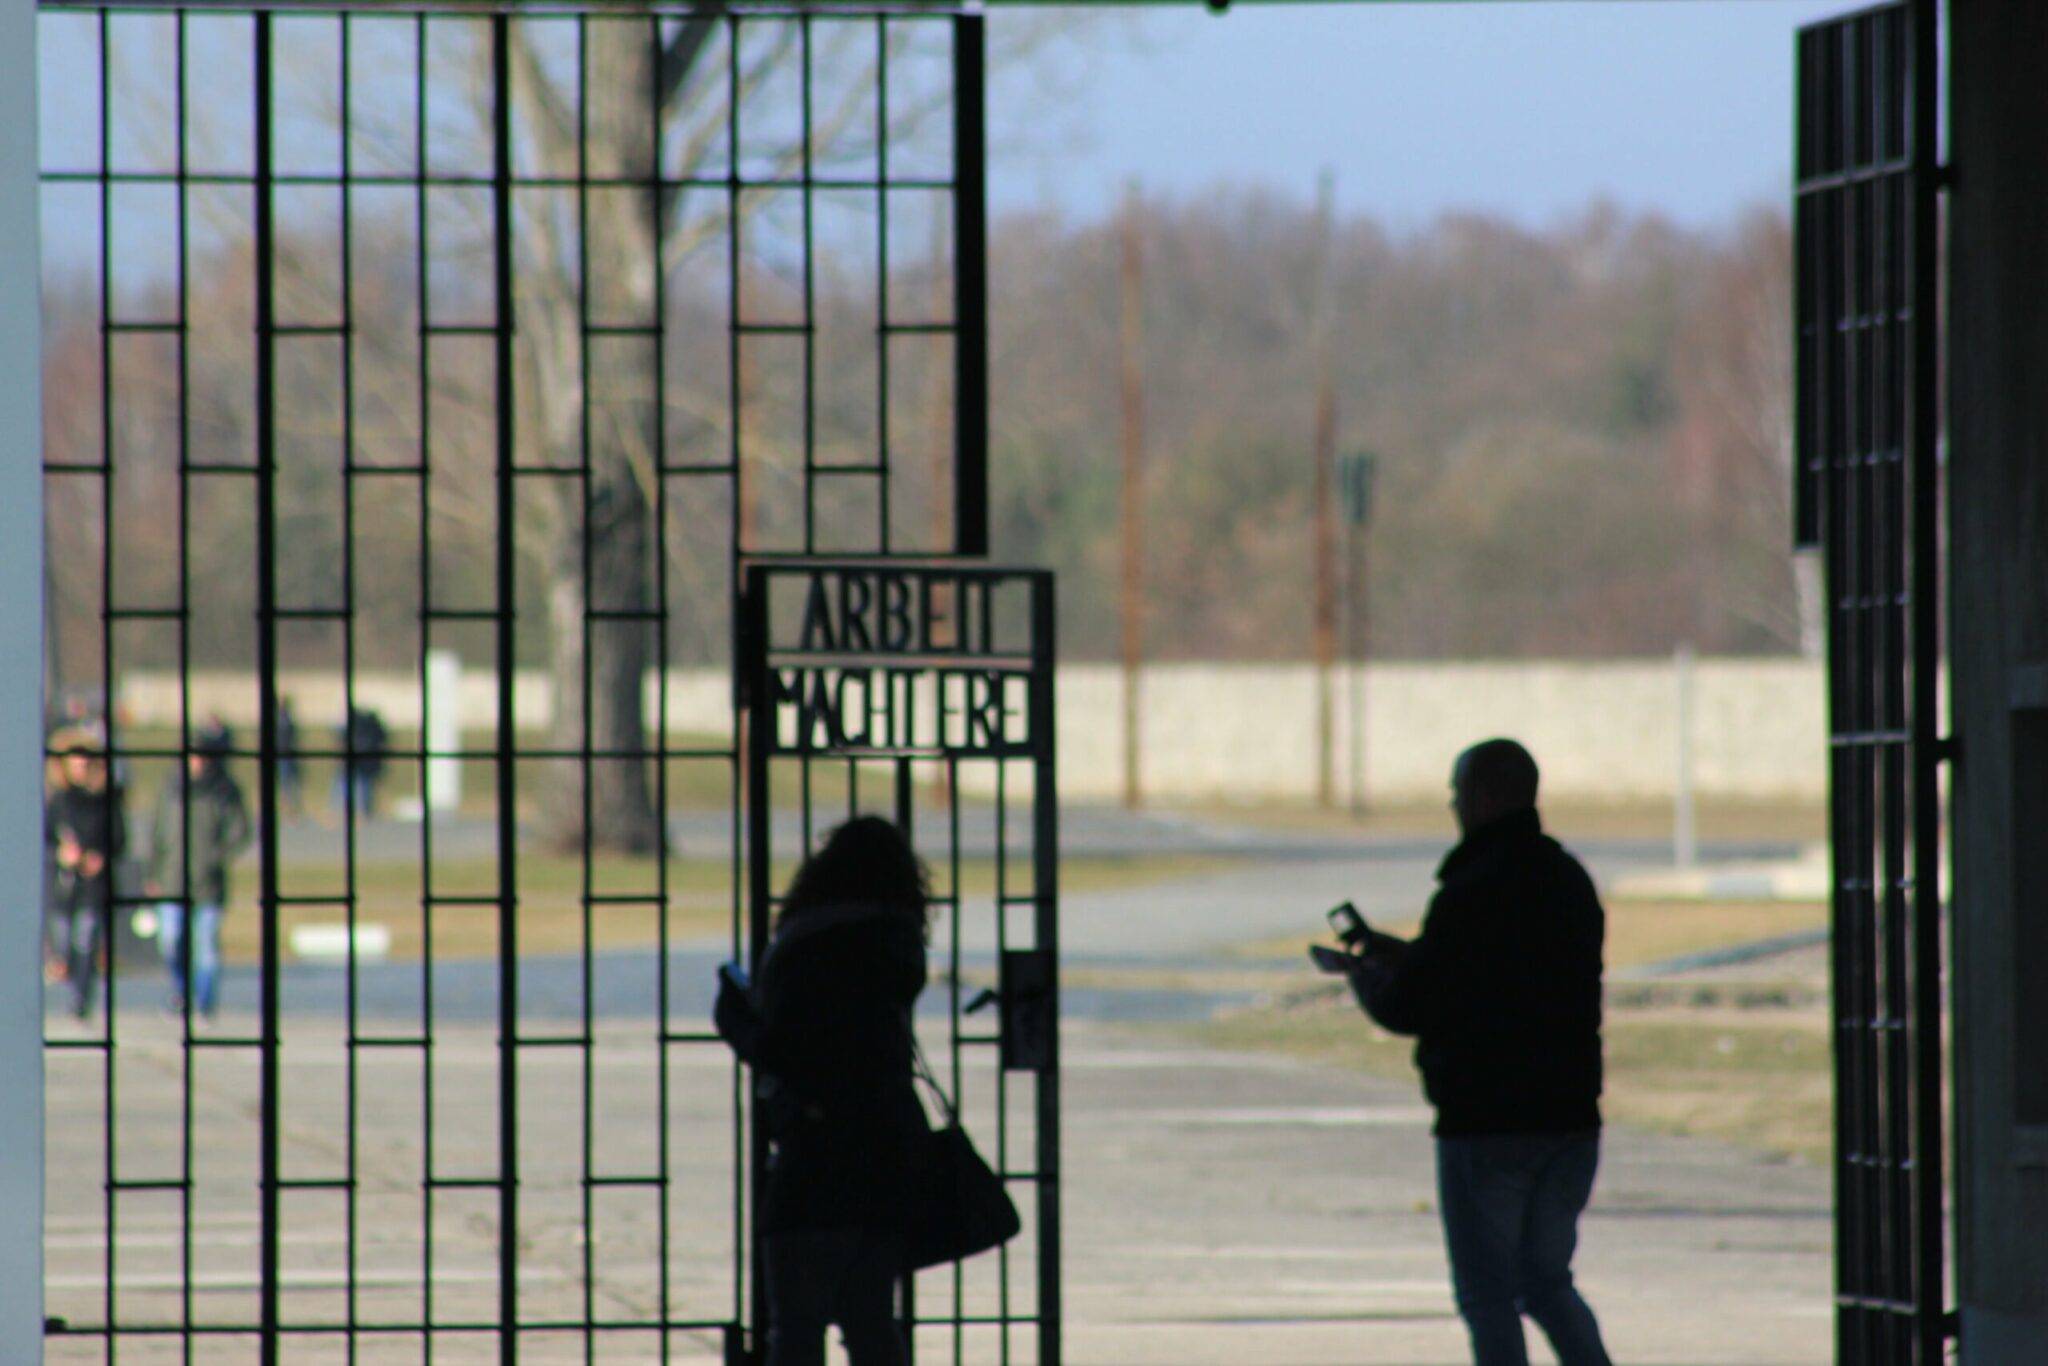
[1345,738,1612,1366]
[334,706,388,819]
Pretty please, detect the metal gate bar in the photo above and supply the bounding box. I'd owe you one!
[738,559,1061,1365]
[1793,3,1948,1360]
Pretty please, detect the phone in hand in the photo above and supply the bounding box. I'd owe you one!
[1326,901,1369,946]
[1308,943,1360,975]
[717,961,749,993]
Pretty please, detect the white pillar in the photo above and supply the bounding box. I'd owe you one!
[1673,644,1697,868]
[0,0,45,1353]
[425,649,463,812]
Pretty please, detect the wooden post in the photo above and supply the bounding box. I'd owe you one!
[1346,508,1367,815]
[1309,171,1338,808]
[1118,183,1145,811]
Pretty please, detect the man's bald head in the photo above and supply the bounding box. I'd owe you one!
[1451,739,1539,835]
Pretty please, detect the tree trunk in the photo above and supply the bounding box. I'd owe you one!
[538,473,663,855]
[529,20,666,856]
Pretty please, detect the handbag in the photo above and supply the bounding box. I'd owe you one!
[902,1036,1022,1272]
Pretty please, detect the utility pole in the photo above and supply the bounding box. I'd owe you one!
[1118,182,1145,810]
[1340,451,1376,815]
[1309,170,1338,808]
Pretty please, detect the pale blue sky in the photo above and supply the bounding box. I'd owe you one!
[988,1,1855,229]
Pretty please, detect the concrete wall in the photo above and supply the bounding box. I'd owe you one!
[115,657,1826,804]
[113,668,733,745]
[1104,657,1824,804]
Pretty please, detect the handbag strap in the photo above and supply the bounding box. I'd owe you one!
[908,1028,960,1127]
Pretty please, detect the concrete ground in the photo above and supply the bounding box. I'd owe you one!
[1058,1024,1830,1366]
[44,813,1832,1363]
[42,1014,1830,1365]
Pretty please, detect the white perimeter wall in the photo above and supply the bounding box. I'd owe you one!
[117,657,1828,804]
[1101,658,1827,804]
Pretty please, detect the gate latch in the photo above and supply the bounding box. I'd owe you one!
[996,948,1055,1074]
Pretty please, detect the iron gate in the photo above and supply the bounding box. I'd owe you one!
[738,559,1060,1366]
[38,1,1010,1359]
[1793,2,1950,1361]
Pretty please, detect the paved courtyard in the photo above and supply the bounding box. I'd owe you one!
[44,820,1831,1362]
[45,1011,1829,1364]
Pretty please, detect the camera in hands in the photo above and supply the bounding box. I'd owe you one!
[1308,901,1372,975]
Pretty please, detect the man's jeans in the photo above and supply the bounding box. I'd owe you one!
[51,904,102,1018]
[1436,1131,1612,1366]
[159,902,224,1015]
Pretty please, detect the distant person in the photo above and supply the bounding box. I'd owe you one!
[44,739,125,1019]
[1338,739,1612,1366]
[333,706,388,819]
[274,696,303,817]
[41,726,87,985]
[713,816,930,1366]
[146,725,252,1018]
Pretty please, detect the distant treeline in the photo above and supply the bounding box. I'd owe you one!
[985,193,1810,662]
[42,192,1805,682]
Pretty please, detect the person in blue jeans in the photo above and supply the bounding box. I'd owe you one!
[147,725,252,1018]
[1338,738,1612,1366]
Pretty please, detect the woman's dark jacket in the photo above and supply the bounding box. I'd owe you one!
[1355,808,1604,1137]
[717,903,929,1236]
[149,766,253,907]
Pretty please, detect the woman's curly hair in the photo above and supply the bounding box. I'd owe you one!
[779,815,930,927]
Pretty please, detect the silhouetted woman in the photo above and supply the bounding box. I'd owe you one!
[714,816,929,1366]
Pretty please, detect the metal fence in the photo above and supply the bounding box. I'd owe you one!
[38,1,1040,1359]
[1793,2,1949,1360]
[739,558,1060,1365]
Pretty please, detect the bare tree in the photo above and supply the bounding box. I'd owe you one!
[496,16,892,850]
[502,13,1083,851]
[1667,211,1817,655]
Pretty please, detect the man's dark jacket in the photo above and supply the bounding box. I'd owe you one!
[148,766,253,908]
[1356,808,1604,1137]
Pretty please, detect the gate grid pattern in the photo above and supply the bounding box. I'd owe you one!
[38,1,1029,1360]
[1793,3,1949,1361]
[739,559,1060,1366]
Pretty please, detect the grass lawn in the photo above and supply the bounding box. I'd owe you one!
[1179,798,1828,846]
[1237,895,1827,973]
[1199,998,1832,1165]
[1201,896,1834,1164]
[217,851,1240,964]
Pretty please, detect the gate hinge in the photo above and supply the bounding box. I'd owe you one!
[1933,161,1954,192]
[1943,1307,1961,1340]
[1932,733,1959,765]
